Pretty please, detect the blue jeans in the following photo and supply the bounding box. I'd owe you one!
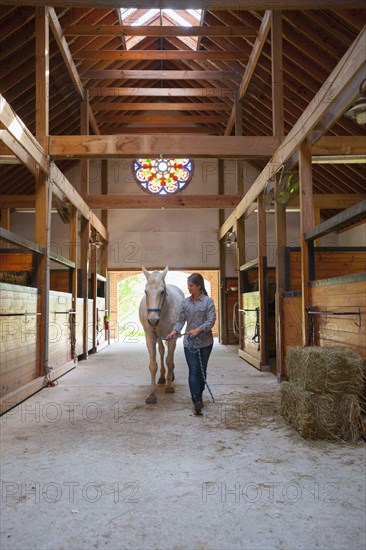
[184,344,213,399]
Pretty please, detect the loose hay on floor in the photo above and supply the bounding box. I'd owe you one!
[281,381,362,442]
[287,346,365,396]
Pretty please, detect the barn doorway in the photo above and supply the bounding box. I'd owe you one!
[108,270,219,343]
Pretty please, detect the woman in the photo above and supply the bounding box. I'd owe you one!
[166,273,216,415]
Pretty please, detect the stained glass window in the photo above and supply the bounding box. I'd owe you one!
[133,158,193,195]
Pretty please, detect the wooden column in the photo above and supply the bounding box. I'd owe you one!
[1,209,10,248]
[80,92,90,356]
[299,138,314,346]
[69,206,78,307]
[257,193,270,370]
[235,217,245,352]
[274,172,287,380]
[218,159,228,344]
[90,237,97,353]
[100,160,108,278]
[271,11,284,139]
[80,217,90,358]
[314,208,321,247]
[80,93,89,196]
[35,6,50,379]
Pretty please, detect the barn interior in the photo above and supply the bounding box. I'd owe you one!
[0,1,365,547]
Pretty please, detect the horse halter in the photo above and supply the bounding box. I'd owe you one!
[147,284,168,314]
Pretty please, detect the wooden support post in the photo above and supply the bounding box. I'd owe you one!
[90,238,97,353]
[80,94,89,196]
[271,11,284,139]
[1,209,10,248]
[257,193,270,371]
[235,217,245,352]
[101,160,108,278]
[314,208,321,247]
[299,138,314,346]
[80,218,90,359]
[80,92,90,356]
[218,160,228,344]
[69,205,78,307]
[274,172,287,381]
[35,6,50,379]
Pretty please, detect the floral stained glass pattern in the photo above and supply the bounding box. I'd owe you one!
[133,158,193,194]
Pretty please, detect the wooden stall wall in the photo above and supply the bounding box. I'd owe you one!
[224,277,239,345]
[309,276,366,359]
[286,248,366,291]
[0,283,38,401]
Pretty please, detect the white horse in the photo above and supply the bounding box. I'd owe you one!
[139,266,184,404]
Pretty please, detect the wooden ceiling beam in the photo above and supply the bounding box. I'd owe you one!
[219,26,366,238]
[64,25,256,37]
[0,95,48,173]
[2,1,364,8]
[49,135,280,159]
[88,87,230,97]
[99,114,227,123]
[75,50,246,61]
[0,130,37,174]
[100,127,221,134]
[83,70,238,80]
[92,102,230,111]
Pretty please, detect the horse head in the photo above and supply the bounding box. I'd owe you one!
[142,266,168,326]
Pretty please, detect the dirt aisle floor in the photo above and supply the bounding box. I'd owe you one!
[1,341,365,550]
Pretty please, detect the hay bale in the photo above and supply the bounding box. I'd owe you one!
[287,346,365,396]
[281,381,362,442]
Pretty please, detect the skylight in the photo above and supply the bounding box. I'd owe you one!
[119,8,202,50]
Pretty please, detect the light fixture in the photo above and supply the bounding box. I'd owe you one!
[225,231,237,248]
[344,79,366,126]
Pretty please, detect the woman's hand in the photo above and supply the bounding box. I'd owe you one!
[166,330,177,340]
[188,327,202,338]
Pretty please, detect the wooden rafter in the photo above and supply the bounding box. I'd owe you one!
[83,70,239,80]
[225,11,271,136]
[218,25,366,238]
[75,50,246,61]
[2,1,365,8]
[64,25,256,37]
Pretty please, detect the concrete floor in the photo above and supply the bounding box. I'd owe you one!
[1,340,365,550]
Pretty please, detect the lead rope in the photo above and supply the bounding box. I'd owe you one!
[161,333,215,403]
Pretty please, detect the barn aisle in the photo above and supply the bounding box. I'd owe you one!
[1,342,365,550]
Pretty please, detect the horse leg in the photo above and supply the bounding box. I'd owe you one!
[165,340,176,393]
[145,335,158,404]
[157,339,166,384]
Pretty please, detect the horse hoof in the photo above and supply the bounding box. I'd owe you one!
[165,387,175,393]
[145,396,157,404]
[157,377,166,384]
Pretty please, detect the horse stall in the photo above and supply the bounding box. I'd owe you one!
[238,260,276,371]
[279,247,366,376]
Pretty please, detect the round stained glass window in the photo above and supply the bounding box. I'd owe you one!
[133,158,193,195]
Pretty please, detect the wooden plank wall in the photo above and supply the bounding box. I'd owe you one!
[50,270,70,292]
[0,283,38,397]
[288,250,366,290]
[310,279,366,359]
[49,291,72,369]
